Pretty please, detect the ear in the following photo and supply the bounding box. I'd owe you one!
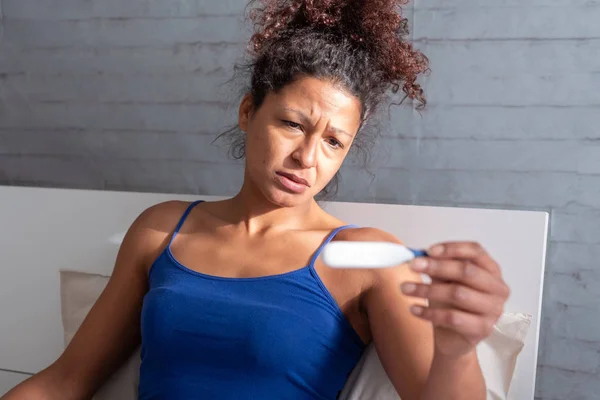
[238,94,254,132]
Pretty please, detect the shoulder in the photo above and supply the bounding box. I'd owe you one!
[120,200,197,270]
[131,200,194,233]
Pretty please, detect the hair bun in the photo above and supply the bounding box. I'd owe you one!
[247,0,428,105]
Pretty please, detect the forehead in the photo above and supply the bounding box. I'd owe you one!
[267,76,362,123]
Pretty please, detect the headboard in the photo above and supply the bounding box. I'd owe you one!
[0,185,548,398]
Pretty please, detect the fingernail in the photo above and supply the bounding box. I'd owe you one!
[410,305,424,316]
[401,282,416,294]
[428,244,444,256]
[410,258,428,271]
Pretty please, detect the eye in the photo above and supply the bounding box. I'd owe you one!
[326,137,344,149]
[283,120,303,131]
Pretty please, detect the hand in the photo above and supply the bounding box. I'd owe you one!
[400,242,510,358]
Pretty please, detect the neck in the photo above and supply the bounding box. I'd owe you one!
[227,178,320,235]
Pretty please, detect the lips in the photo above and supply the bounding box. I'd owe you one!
[276,172,310,187]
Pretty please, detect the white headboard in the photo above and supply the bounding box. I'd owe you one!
[0,185,548,398]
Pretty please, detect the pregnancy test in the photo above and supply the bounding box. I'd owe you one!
[321,241,428,269]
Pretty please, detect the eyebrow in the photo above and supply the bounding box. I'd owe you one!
[281,107,354,138]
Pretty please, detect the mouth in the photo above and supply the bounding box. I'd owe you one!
[275,171,311,194]
[276,172,310,187]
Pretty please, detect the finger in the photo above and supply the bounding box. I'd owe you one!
[427,242,501,276]
[410,305,496,340]
[401,282,504,317]
[409,257,510,297]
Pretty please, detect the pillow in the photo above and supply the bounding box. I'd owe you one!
[60,270,140,400]
[60,270,531,400]
[338,312,532,400]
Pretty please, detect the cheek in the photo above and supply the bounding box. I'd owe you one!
[317,154,345,181]
[246,128,278,167]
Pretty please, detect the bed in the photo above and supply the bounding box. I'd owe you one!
[0,185,548,398]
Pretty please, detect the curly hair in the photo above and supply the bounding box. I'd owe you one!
[218,0,429,198]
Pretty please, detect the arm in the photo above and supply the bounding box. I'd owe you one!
[2,201,188,400]
[348,229,508,400]
[365,263,486,400]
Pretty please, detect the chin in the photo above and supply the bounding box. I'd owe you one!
[245,170,316,208]
[265,188,309,208]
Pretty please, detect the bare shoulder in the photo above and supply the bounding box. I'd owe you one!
[122,200,195,270]
[131,200,192,231]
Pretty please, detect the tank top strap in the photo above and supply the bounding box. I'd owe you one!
[308,224,358,267]
[169,200,204,246]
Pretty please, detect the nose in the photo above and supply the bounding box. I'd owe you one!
[292,136,318,168]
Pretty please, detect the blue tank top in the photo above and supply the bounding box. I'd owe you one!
[138,201,365,399]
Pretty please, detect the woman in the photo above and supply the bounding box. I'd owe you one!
[3,0,510,399]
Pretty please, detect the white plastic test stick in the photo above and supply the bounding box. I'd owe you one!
[321,241,427,269]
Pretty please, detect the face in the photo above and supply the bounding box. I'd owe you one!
[238,76,362,207]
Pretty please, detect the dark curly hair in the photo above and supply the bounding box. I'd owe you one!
[218,0,429,198]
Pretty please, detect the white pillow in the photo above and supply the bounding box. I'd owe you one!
[338,312,532,400]
[60,270,531,400]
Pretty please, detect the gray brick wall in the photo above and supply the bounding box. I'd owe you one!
[1,0,599,398]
